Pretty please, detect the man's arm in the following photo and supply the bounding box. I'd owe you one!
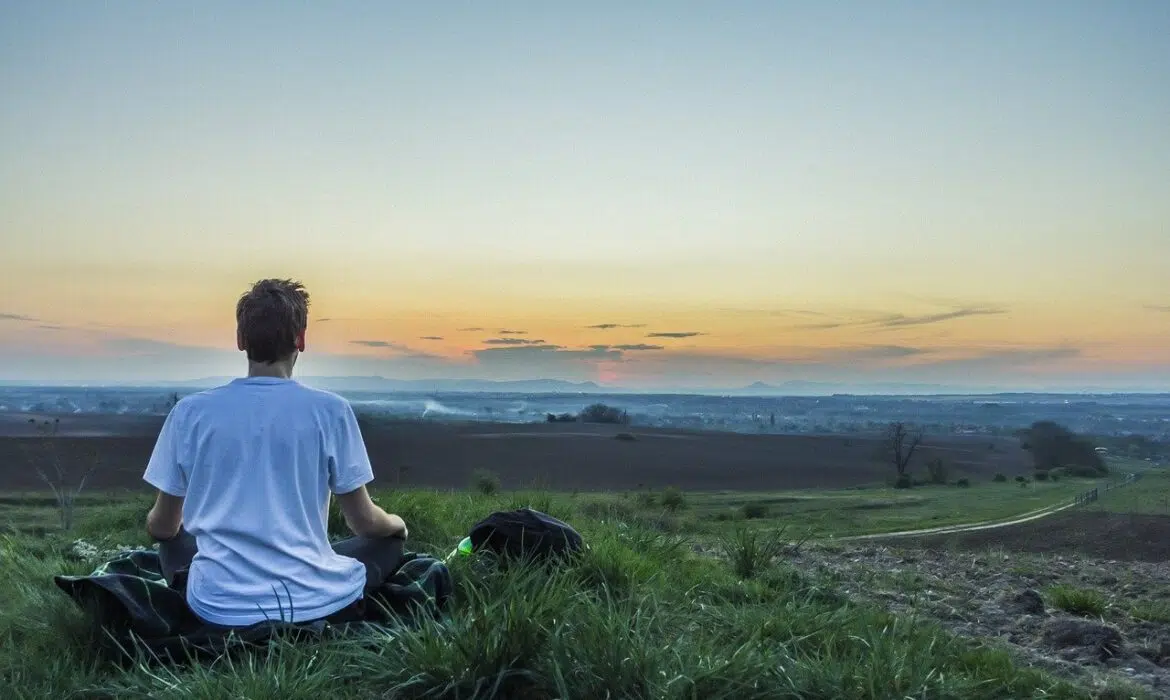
[142,405,189,539]
[146,491,184,541]
[335,485,408,539]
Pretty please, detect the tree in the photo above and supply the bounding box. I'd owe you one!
[579,403,630,425]
[1018,421,1107,476]
[25,419,99,530]
[885,422,923,478]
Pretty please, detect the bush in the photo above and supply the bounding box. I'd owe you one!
[894,474,912,489]
[740,502,769,519]
[1033,470,1049,481]
[993,473,1008,483]
[472,468,500,495]
[614,432,637,442]
[926,458,948,485]
[579,403,630,425]
[956,478,970,488]
[1015,475,1029,488]
[546,412,576,423]
[660,487,686,511]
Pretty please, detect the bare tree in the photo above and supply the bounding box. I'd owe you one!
[28,419,99,530]
[886,422,923,477]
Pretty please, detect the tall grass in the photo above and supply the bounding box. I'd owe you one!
[0,491,1107,699]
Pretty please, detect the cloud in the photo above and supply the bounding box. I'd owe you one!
[316,318,333,323]
[829,345,930,360]
[419,336,444,341]
[586,323,647,330]
[457,327,485,332]
[0,313,37,322]
[588,344,663,351]
[498,329,527,335]
[647,331,705,339]
[37,324,66,331]
[794,321,850,330]
[348,339,442,359]
[474,345,620,362]
[875,307,1006,328]
[482,337,547,346]
[1146,305,1170,313]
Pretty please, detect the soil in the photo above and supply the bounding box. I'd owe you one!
[895,511,1170,563]
[0,412,1032,492]
[769,541,1170,698]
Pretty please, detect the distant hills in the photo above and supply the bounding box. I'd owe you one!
[1,375,1166,396]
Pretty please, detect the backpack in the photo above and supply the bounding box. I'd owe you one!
[467,508,585,561]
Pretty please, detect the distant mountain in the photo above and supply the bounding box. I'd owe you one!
[733,380,980,396]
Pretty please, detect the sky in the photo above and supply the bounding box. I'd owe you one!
[1,2,1168,391]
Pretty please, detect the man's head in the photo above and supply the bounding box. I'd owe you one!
[235,279,310,365]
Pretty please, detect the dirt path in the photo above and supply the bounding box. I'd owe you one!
[838,500,1079,541]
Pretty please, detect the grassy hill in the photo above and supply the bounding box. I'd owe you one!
[1,486,1156,699]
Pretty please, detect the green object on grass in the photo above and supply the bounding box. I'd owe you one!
[446,536,473,562]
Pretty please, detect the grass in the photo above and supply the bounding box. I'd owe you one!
[1087,466,1170,515]
[0,489,1112,699]
[684,477,1096,539]
[1045,585,1108,617]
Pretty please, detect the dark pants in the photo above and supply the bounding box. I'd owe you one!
[158,528,405,625]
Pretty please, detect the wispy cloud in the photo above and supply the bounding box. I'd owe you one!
[474,345,620,361]
[614,343,664,351]
[498,329,527,335]
[875,307,1005,328]
[482,337,547,346]
[419,336,444,341]
[1145,305,1170,313]
[0,313,37,322]
[457,327,485,332]
[586,323,647,330]
[792,306,1006,331]
[647,331,705,339]
[37,324,65,331]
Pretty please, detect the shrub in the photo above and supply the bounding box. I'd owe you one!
[1047,585,1106,617]
[1033,470,1050,481]
[926,458,948,485]
[634,492,657,508]
[894,474,912,489]
[472,468,500,495]
[740,502,769,519]
[993,473,1008,483]
[1015,475,1029,488]
[546,412,576,423]
[660,487,686,511]
[956,478,970,488]
[579,403,630,425]
[719,526,784,579]
[614,432,637,442]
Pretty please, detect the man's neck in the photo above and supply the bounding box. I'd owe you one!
[246,360,294,379]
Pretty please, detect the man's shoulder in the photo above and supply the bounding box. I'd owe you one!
[296,384,352,412]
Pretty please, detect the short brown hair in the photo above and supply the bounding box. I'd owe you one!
[236,279,311,363]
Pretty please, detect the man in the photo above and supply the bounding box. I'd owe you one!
[142,278,408,627]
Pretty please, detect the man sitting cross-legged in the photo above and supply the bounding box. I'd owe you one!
[142,278,408,627]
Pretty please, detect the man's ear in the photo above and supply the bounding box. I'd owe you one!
[295,329,306,353]
[237,328,246,352]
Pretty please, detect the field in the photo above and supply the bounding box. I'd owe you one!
[1,416,1165,698]
[0,412,1032,493]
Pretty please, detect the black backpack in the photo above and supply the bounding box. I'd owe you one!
[467,508,585,561]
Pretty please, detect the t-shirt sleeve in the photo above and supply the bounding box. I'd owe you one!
[328,401,375,494]
[143,407,189,497]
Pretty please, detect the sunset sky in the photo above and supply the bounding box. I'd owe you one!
[1,2,1168,390]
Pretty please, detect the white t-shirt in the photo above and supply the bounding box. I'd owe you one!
[143,376,374,627]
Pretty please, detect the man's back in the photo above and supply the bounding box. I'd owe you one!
[143,376,374,626]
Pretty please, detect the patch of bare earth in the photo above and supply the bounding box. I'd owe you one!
[780,543,1170,697]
